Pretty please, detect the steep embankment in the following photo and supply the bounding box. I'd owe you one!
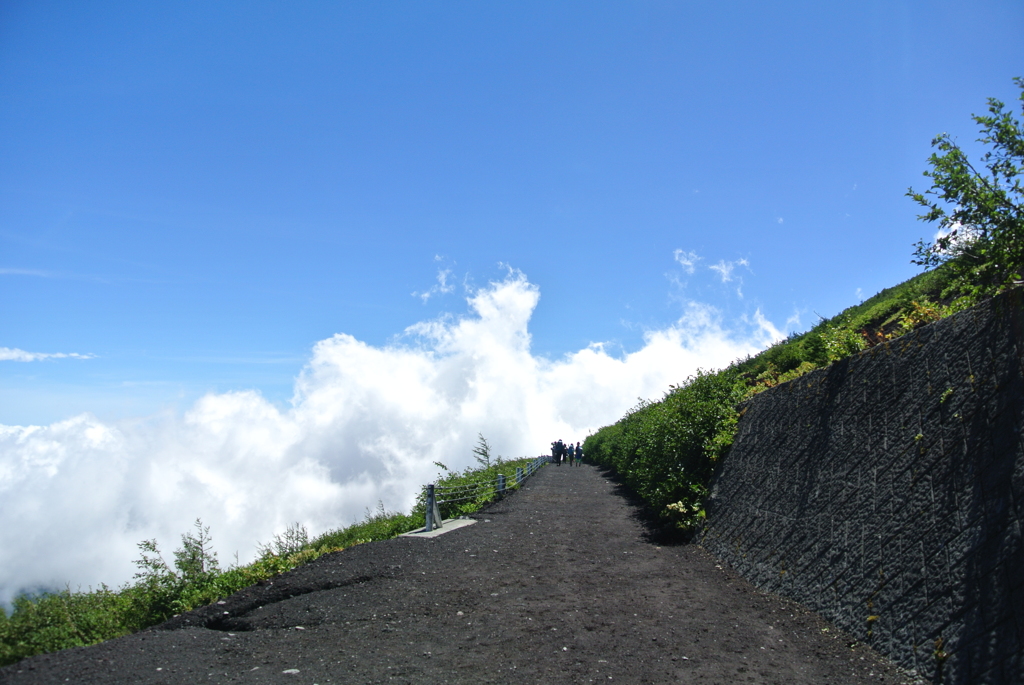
[581,268,971,535]
[703,288,1024,685]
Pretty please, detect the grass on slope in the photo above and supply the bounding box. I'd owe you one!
[584,263,983,534]
[0,456,539,667]
[732,264,969,393]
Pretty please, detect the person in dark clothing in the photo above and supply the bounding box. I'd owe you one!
[575,441,583,466]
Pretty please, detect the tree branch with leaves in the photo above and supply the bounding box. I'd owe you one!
[908,77,1024,300]
[472,433,492,468]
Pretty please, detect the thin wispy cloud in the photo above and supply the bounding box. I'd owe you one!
[670,251,754,300]
[786,310,804,332]
[673,249,701,274]
[0,268,57,277]
[0,347,96,362]
[0,269,781,604]
[413,262,459,303]
[708,258,749,283]
[706,258,751,299]
[745,309,785,346]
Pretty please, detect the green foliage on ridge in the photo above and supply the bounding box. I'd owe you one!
[732,264,961,387]
[583,264,983,533]
[423,456,537,521]
[584,370,746,532]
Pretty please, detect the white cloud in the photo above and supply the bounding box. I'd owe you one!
[673,249,701,274]
[708,258,751,299]
[931,220,978,255]
[0,270,778,604]
[785,310,804,333]
[934,223,955,242]
[0,348,96,362]
[413,268,458,303]
[708,258,749,283]
[748,309,786,347]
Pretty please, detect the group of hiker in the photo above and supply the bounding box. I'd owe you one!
[550,439,583,466]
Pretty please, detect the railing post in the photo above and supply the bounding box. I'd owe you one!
[425,483,436,532]
[497,473,506,498]
[516,467,523,485]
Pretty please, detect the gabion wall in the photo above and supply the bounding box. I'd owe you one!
[702,289,1024,684]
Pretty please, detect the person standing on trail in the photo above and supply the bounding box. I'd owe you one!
[550,441,559,464]
[575,442,583,466]
[567,442,575,466]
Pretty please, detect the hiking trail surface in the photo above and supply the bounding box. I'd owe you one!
[1,464,921,685]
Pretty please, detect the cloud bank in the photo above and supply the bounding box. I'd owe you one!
[0,347,96,362]
[0,271,781,603]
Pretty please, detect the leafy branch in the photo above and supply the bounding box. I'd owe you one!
[908,77,1024,299]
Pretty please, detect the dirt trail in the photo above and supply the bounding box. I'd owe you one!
[0,464,919,684]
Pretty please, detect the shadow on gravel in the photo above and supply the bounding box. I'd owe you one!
[157,548,405,633]
[592,464,693,547]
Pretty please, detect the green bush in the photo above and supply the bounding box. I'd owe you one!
[416,456,540,521]
[584,370,744,531]
[820,320,867,362]
[311,506,420,550]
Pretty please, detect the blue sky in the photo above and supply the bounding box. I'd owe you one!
[3,1,1021,425]
[1,2,1023,596]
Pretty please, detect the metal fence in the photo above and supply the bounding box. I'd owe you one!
[422,455,550,532]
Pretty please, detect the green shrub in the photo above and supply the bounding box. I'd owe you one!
[311,506,420,550]
[584,370,744,531]
[416,456,539,521]
[820,320,867,362]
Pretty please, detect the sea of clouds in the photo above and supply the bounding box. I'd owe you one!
[0,270,783,604]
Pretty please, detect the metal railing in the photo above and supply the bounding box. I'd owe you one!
[423,455,550,532]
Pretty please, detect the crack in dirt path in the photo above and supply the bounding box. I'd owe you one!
[0,464,921,684]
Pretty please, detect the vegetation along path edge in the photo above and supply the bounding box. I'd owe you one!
[0,464,920,684]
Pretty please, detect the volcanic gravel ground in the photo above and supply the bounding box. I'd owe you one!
[0,464,922,685]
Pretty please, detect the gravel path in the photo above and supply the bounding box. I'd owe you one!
[0,463,919,684]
